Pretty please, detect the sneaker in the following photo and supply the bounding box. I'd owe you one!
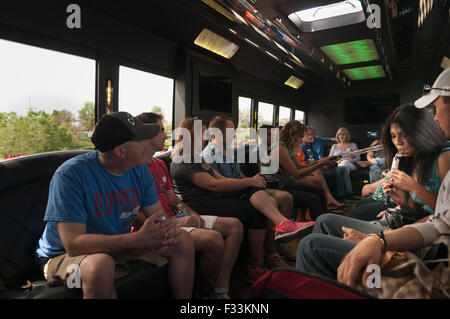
[274,220,315,243]
[276,243,297,262]
[246,265,266,283]
[266,253,292,270]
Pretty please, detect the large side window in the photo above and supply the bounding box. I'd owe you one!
[257,102,274,127]
[295,110,305,124]
[237,96,252,143]
[279,106,292,127]
[119,66,174,149]
[0,38,96,159]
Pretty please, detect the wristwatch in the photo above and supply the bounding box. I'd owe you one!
[367,231,387,252]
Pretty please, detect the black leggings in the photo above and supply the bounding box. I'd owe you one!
[193,198,267,229]
[348,197,388,221]
[279,186,326,220]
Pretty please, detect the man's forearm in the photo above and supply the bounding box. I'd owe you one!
[384,227,424,252]
[65,232,142,257]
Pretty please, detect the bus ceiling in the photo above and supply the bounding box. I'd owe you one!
[1,0,449,94]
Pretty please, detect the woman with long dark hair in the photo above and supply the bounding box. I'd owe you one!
[349,103,449,220]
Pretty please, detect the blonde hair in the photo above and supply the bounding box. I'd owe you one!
[336,127,351,143]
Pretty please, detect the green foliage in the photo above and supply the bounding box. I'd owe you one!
[151,105,162,113]
[78,102,95,131]
[0,103,96,158]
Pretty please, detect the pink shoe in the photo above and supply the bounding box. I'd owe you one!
[274,220,315,243]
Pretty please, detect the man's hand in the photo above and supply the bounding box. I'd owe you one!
[249,173,267,188]
[135,213,165,250]
[337,236,384,287]
[342,226,368,242]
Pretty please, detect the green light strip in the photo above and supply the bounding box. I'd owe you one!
[342,65,386,80]
[320,39,379,65]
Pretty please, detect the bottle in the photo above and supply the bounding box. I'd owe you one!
[175,204,189,218]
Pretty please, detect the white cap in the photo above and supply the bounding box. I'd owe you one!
[415,68,450,108]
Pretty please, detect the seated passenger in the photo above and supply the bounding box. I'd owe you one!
[271,120,346,213]
[357,137,386,183]
[349,103,449,221]
[135,112,243,299]
[296,100,450,283]
[302,126,337,159]
[203,116,303,267]
[339,68,450,290]
[34,112,195,299]
[170,118,309,282]
[302,126,356,201]
[249,125,332,224]
[329,127,360,171]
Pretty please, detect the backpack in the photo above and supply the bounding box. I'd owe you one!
[247,268,373,299]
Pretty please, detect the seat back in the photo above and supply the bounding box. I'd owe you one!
[0,151,89,281]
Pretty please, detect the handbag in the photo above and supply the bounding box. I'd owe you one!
[356,249,450,299]
[384,208,430,229]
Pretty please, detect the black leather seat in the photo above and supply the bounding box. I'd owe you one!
[0,150,170,299]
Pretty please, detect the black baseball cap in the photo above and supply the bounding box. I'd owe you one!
[91,112,160,152]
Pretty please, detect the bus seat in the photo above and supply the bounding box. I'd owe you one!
[0,151,170,299]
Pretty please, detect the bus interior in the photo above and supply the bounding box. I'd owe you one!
[0,0,449,299]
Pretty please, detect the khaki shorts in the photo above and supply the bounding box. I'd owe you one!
[42,249,168,286]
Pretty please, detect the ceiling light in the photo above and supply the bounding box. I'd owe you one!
[265,51,279,61]
[230,9,248,25]
[320,39,379,65]
[284,75,304,89]
[288,0,365,32]
[284,62,295,70]
[289,52,305,68]
[244,38,259,48]
[342,65,386,80]
[251,24,271,41]
[194,29,240,59]
[201,0,234,21]
[274,41,289,54]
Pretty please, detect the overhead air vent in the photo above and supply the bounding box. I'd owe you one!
[284,75,304,89]
[288,0,365,32]
[194,29,240,59]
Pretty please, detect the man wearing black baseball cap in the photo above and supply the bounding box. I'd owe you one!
[35,111,195,299]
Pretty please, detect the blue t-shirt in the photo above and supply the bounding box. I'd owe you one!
[311,137,330,159]
[300,143,320,162]
[202,142,241,179]
[35,151,159,262]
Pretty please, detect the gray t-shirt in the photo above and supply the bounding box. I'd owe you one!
[170,159,220,210]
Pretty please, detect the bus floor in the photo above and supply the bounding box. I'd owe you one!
[228,200,358,299]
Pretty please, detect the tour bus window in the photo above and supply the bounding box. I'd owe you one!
[119,65,174,149]
[237,96,252,144]
[295,110,305,124]
[279,106,292,126]
[258,102,274,127]
[0,38,96,160]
